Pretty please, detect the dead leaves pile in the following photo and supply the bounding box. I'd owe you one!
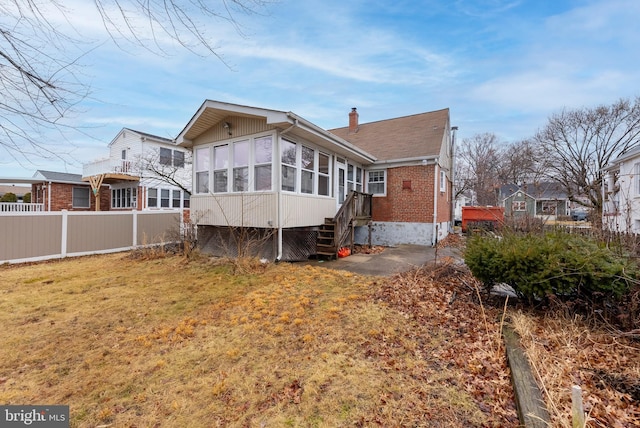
[513,312,640,427]
[370,260,520,427]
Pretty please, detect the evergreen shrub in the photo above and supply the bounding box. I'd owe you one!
[464,231,637,304]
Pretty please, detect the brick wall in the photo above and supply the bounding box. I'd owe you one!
[371,164,452,224]
[372,165,432,222]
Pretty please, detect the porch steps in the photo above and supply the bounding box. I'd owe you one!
[316,218,337,259]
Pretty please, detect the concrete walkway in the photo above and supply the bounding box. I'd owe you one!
[299,244,464,276]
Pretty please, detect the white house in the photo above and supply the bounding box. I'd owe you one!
[176,100,454,261]
[83,128,191,211]
[603,145,640,233]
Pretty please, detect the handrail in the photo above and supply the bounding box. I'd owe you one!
[332,191,372,251]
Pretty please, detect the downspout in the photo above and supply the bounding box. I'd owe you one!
[275,119,299,261]
[450,126,458,229]
[432,160,439,246]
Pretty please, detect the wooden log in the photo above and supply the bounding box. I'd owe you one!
[503,325,551,428]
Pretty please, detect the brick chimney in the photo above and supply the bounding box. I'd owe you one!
[349,107,359,133]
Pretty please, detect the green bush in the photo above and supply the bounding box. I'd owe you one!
[0,192,17,202]
[23,192,31,203]
[464,231,637,304]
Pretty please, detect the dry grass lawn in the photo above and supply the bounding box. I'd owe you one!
[0,252,514,427]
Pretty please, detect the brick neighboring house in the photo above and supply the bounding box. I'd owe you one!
[31,170,109,211]
[177,100,454,260]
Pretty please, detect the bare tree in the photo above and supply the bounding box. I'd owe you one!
[457,132,504,205]
[534,97,640,217]
[0,0,271,165]
[498,139,550,186]
[136,148,193,196]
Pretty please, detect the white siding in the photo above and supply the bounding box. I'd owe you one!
[191,193,278,228]
[191,193,336,228]
[281,194,336,228]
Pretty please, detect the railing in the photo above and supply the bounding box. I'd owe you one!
[83,159,135,177]
[333,191,373,251]
[0,203,44,212]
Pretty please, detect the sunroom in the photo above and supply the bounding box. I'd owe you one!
[177,100,376,261]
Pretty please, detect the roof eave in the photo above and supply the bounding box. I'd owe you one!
[285,113,377,164]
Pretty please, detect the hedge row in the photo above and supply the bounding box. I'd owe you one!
[464,231,637,304]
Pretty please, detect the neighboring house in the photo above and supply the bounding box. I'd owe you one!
[82,128,191,211]
[176,100,454,261]
[0,171,105,211]
[603,146,640,233]
[31,170,108,211]
[454,191,473,225]
[500,182,570,220]
[0,185,30,201]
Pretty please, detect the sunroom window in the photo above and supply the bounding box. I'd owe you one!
[318,153,330,196]
[195,147,210,193]
[301,146,314,194]
[281,139,297,192]
[233,140,249,192]
[214,145,228,193]
[254,136,272,191]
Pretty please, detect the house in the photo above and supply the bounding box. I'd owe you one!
[82,128,191,211]
[176,100,454,261]
[603,146,640,233]
[0,185,30,201]
[500,182,570,220]
[0,171,105,212]
[31,170,110,211]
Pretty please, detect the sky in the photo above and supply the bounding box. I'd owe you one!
[2,0,640,178]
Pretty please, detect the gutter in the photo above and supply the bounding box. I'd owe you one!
[285,113,377,164]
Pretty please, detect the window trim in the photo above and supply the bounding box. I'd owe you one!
[72,187,91,208]
[160,147,172,166]
[367,170,387,196]
[512,200,526,211]
[195,147,210,194]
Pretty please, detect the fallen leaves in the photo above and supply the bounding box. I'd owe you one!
[369,260,520,427]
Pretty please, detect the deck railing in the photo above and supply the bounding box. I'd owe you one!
[0,203,44,212]
[333,191,372,251]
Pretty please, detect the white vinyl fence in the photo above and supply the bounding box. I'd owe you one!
[0,210,181,264]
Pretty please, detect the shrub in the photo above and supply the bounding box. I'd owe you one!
[23,192,31,203]
[0,192,17,202]
[465,231,637,305]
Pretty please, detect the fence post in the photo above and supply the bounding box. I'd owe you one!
[61,210,68,258]
[132,210,138,247]
[572,385,586,428]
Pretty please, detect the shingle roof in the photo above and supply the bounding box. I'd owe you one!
[123,128,174,144]
[33,170,84,183]
[329,108,450,161]
[500,182,568,200]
